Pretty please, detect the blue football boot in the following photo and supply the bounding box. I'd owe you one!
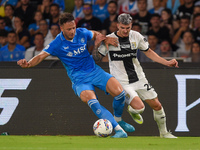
[111,129,128,138]
[118,120,135,132]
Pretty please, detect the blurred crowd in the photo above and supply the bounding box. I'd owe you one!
[0,0,200,62]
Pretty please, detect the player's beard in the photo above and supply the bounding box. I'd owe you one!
[64,33,75,40]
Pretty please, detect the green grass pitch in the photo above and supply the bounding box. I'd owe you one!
[0,136,199,150]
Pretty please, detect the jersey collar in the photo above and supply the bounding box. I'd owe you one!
[60,32,66,41]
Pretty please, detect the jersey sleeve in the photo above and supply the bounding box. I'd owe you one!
[137,33,149,51]
[43,39,58,56]
[98,43,108,56]
[78,28,93,41]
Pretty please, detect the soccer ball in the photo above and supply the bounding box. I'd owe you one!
[93,119,113,137]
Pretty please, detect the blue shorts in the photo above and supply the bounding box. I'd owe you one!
[72,65,113,97]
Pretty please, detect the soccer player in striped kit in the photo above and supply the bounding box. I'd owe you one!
[94,13,178,138]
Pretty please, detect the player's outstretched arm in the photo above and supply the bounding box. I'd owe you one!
[17,51,50,68]
[144,48,179,68]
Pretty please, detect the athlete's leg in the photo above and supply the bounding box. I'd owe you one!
[80,90,127,138]
[127,96,145,124]
[106,77,135,132]
[124,84,145,124]
[145,98,177,138]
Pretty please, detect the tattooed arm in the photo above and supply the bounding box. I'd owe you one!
[92,34,118,62]
[92,34,104,62]
[92,44,104,62]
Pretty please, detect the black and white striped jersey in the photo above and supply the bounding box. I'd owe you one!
[98,30,149,85]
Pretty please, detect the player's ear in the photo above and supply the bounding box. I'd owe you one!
[60,25,63,32]
[117,23,120,30]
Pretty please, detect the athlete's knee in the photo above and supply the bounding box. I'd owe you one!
[154,104,162,111]
[107,77,123,96]
[111,84,124,97]
[80,90,96,103]
[152,100,162,111]
[128,105,145,114]
[128,97,145,110]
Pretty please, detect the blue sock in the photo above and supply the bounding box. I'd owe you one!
[113,91,125,117]
[88,99,118,128]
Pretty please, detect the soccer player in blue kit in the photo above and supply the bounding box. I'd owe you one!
[17,12,134,138]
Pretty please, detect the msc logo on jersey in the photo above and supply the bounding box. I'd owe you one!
[66,44,86,57]
[120,44,130,49]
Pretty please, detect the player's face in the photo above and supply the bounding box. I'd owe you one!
[107,3,117,15]
[60,21,76,40]
[132,25,141,32]
[74,0,83,8]
[50,6,59,17]
[160,41,170,52]
[51,25,60,37]
[137,0,147,11]
[7,33,17,44]
[192,43,200,53]
[117,23,132,37]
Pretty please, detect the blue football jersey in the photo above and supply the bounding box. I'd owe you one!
[43,28,95,84]
[0,44,25,61]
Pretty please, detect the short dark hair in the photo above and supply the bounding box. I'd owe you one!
[137,0,147,3]
[108,0,118,7]
[150,13,161,19]
[8,30,16,35]
[15,15,24,22]
[0,16,5,21]
[5,4,14,11]
[0,29,8,37]
[39,19,48,25]
[180,15,191,20]
[50,3,59,9]
[83,3,92,8]
[147,32,158,38]
[34,32,44,39]
[50,23,60,29]
[194,13,200,20]
[132,23,142,28]
[59,12,74,25]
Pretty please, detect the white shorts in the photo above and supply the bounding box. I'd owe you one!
[122,78,158,104]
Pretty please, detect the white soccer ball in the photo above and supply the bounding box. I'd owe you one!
[93,119,113,137]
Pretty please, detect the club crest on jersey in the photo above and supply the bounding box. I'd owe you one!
[131,42,136,49]
[67,52,73,57]
[81,38,85,43]
[125,94,130,101]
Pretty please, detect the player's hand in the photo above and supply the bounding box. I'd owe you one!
[104,37,118,50]
[167,59,179,68]
[94,33,106,47]
[17,59,29,68]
